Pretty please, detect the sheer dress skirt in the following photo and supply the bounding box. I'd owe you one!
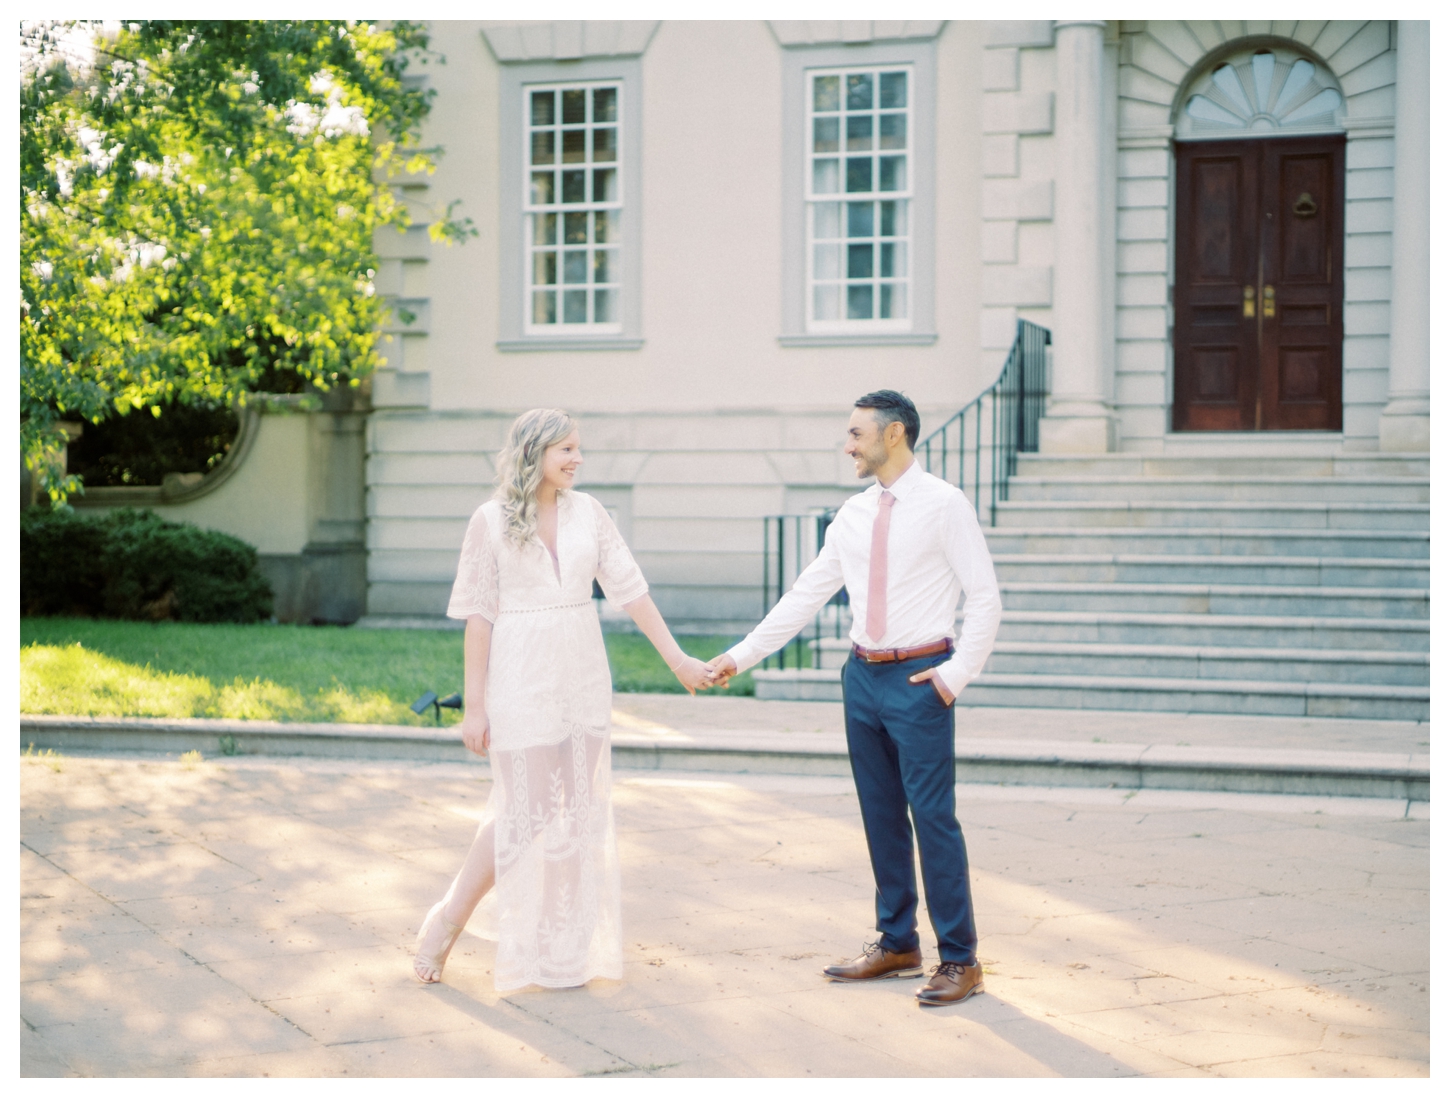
[472,601,623,990]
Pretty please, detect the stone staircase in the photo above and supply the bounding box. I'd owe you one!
[754,451,1429,721]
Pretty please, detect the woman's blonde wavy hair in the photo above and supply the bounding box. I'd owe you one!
[494,408,578,547]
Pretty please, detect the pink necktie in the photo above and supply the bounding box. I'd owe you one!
[866,490,895,643]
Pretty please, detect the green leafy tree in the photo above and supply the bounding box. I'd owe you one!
[20,20,471,501]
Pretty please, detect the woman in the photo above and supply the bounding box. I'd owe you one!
[412,408,713,990]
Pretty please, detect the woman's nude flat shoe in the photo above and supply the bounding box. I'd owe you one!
[413,900,464,983]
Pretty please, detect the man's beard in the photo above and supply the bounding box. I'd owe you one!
[856,442,889,479]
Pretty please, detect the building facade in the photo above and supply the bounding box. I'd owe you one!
[360,19,1429,630]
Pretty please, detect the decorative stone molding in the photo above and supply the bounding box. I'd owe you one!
[768,21,943,47]
[979,27,1061,364]
[982,48,1019,92]
[1117,21,1394,134]
[481,21,660,63]
[496,339,644,353]
[980,267,1052,309]
[1175,45,1346,140]
[985,21,1054,49]
[374,225,431,261]
[981,91,1054,135]
[371,371,430,409]
[982,179,1054,222]
[1382,19,1430,452]
[382,297,430,336]
[777,333,938,348]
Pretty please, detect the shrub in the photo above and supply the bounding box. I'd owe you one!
[20,508,273,623]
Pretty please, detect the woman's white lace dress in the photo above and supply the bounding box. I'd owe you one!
[446,491,647,990]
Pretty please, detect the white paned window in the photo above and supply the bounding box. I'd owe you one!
[525,82,622,333]
[807,66,911,331]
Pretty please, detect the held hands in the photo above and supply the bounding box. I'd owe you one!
[671,654,715,695]
[908,667,956,707]
[459,711,491,757]
[667,651,737,696]
[703,654,738,689]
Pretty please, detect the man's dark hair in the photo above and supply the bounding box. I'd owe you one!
[854,390,920,450]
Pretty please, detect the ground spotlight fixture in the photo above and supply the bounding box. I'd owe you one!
[411,691,463,724]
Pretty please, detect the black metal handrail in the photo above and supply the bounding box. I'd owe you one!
[760,512,851,671]
[917,318,1050,524]
[759,320,1050,670]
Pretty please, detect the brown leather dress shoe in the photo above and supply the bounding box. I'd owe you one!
[915,961,985,1005]
[822,941,924,981]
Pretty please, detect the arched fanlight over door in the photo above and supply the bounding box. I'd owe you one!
[1177,48,1344,140]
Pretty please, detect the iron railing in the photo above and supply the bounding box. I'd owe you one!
[917,318,1051,525]
[760,512,851,671]
[759,319,1050,670]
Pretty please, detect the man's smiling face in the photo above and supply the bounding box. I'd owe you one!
[845,407,891,480]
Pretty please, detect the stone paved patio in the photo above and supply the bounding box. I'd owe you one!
[20,750,1428,1077]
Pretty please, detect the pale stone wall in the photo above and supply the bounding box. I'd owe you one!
[361,19,1424,626]
[364,20,997,626]
[147,412,312,555]
[977,21,1059,380]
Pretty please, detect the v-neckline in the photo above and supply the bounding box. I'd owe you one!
[539,497,563,585]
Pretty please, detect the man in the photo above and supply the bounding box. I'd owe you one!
[706,390,1001,1006]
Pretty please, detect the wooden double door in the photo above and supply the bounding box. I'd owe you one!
[1173,135,1345,431]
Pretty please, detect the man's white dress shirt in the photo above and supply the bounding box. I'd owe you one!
[727,461,1002,699]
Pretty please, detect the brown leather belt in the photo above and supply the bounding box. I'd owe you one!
[851,638,953,663]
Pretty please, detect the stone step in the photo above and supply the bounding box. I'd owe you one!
[846,639,1423,686]
[984,526,1429,559]
[962,675,1430,722]
[998,582,1427,620]
[16,715,1430,800]
[1006,475,1428,503]
[753,669,1429,721]
[995,610,1427,651]
[993,500,1429,531]
[810,639,1427,685]
[992,554,1429,589]
[986,643,1429,687]
[1012,453,1430,478]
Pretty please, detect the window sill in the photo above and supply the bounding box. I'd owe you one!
[496,338,644,352]
[778,333,937,348]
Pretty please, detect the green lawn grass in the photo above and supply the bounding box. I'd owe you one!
[19,618,783,724]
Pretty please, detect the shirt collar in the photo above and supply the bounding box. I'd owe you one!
[872,459,924,500]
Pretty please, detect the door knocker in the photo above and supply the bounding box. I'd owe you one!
[1293,192,1318,218]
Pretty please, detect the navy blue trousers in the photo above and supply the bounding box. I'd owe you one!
[841,652,977,965]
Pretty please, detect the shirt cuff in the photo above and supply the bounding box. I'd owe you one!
[935,653,976,701]
[725,640,763,675]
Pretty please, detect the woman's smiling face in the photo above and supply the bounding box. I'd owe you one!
[539,428,583,494]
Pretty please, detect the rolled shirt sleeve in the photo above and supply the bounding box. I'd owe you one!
[934,492,1003,699]
[726,523,846,674]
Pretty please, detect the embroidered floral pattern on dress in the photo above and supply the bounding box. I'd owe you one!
[445,492,644,990]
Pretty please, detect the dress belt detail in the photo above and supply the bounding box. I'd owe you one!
[497,600,592,615]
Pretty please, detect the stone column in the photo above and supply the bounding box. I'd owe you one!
[1041,19,1115,453]
[1380,20,1430,452]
